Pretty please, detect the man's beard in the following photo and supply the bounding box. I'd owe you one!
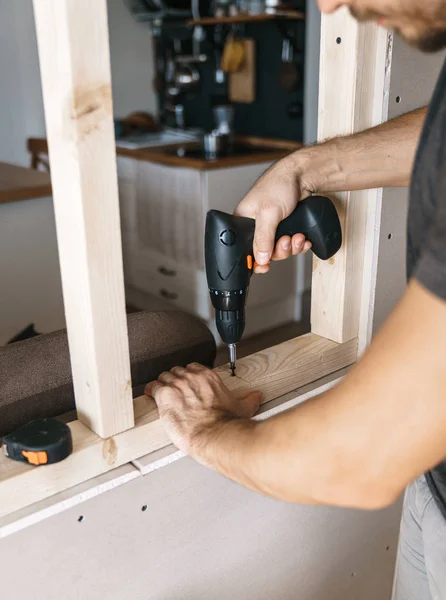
[410,29,446,53]
[349,6,446,54]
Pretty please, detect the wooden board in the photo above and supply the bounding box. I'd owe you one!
[0,162,52,204]
[32,0,134,438]
[311,10,390,344]
[229,40,256,103]
[0,333,357,520]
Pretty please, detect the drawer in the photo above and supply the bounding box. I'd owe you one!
[132,256,211,321]
[116,156,137,181]
[247,257,298,308]
[118,179,137,234]
[133,246,207,294]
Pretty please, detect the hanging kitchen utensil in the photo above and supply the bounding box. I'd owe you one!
[213,25,227,85]
[151,35,165,94]
[222,26,245,72]
[229,38,256,103]
[174,62,201,92]
[279,37,300,93]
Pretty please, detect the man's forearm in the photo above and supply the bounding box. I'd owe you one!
[197,279,446,511]
[291,107,427,193]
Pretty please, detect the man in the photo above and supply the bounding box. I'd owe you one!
[146,1,446,597]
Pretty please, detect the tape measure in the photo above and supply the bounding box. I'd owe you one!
[2,418,73,466]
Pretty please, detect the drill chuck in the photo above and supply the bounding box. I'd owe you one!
[215,308,245,345]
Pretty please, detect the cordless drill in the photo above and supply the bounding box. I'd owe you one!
[204,196,342,375]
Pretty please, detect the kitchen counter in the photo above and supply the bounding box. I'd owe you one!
[28,136,301,171]
[0,162,52,204]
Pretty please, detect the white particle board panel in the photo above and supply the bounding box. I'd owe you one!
[0,464,140,540]
[0,456,401,600]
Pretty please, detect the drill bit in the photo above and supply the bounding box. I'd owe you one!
[228,343,237,376]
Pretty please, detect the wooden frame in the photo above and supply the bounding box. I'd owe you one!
[0,2,392,520]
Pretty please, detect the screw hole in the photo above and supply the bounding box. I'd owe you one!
[78,515,84,523]
[351,572,356,578]
[396,96,401,103]
[388,233,392,240]
[386,545,390,551]
[336,37,342,44]
[141,504,148,512]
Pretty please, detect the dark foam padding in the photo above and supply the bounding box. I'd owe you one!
[0,311,216,437]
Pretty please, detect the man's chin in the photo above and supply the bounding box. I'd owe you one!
[348,7,446,54]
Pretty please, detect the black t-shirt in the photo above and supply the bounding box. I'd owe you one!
[407,58,446,518]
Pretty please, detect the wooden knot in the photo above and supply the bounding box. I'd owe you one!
[70,84,113,138]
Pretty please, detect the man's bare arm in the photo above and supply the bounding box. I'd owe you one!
[295,106,427,192]
[236,107,427,269]
[147,278,446,510]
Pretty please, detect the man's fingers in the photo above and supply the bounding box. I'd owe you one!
[302,241,312,254]
[290,233,306,255]
[272,235,292,261]
[144,380,164,398]
[254,264,270,275]
[253,205,283,265]
[185,362,207,373]
[171,366,187,377]
[158,370,176,385]
[239,391,263,418]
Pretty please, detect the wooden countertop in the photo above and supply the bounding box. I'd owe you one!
[28,136,301,171]
[0,162,52,204]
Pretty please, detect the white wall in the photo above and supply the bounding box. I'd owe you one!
[0,0,157,167]
[1,457,402,600]
[0,0,45,166]
[373,39,446,333]
[304,0,321,144]
[107,0,157,118]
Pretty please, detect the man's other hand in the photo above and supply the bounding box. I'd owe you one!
[145,363,262,464]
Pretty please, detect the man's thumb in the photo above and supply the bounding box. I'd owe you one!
[239,391,263,418]
[254,207,282,265]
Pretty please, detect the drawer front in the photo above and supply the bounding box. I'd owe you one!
[135,162,204,269]
[118,179,137,234]
[132,252,211,320]
[133,246,205,292]
[116,156,137,181]
[248,258,297,308]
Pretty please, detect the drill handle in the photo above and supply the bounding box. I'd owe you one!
[275,196,342,260]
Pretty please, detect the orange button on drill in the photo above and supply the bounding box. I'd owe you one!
[22,450,48,465]
[247,255,253,269]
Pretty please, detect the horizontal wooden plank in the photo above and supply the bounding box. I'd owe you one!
[132,366,351,475]
[0,334,357,519]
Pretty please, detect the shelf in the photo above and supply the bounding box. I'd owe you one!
[188,11,305,26]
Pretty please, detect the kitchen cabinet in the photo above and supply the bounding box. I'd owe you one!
[117,156,303,342]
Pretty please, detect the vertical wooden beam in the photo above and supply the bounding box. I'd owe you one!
[311,9,389,343]
[33,0,134,437]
